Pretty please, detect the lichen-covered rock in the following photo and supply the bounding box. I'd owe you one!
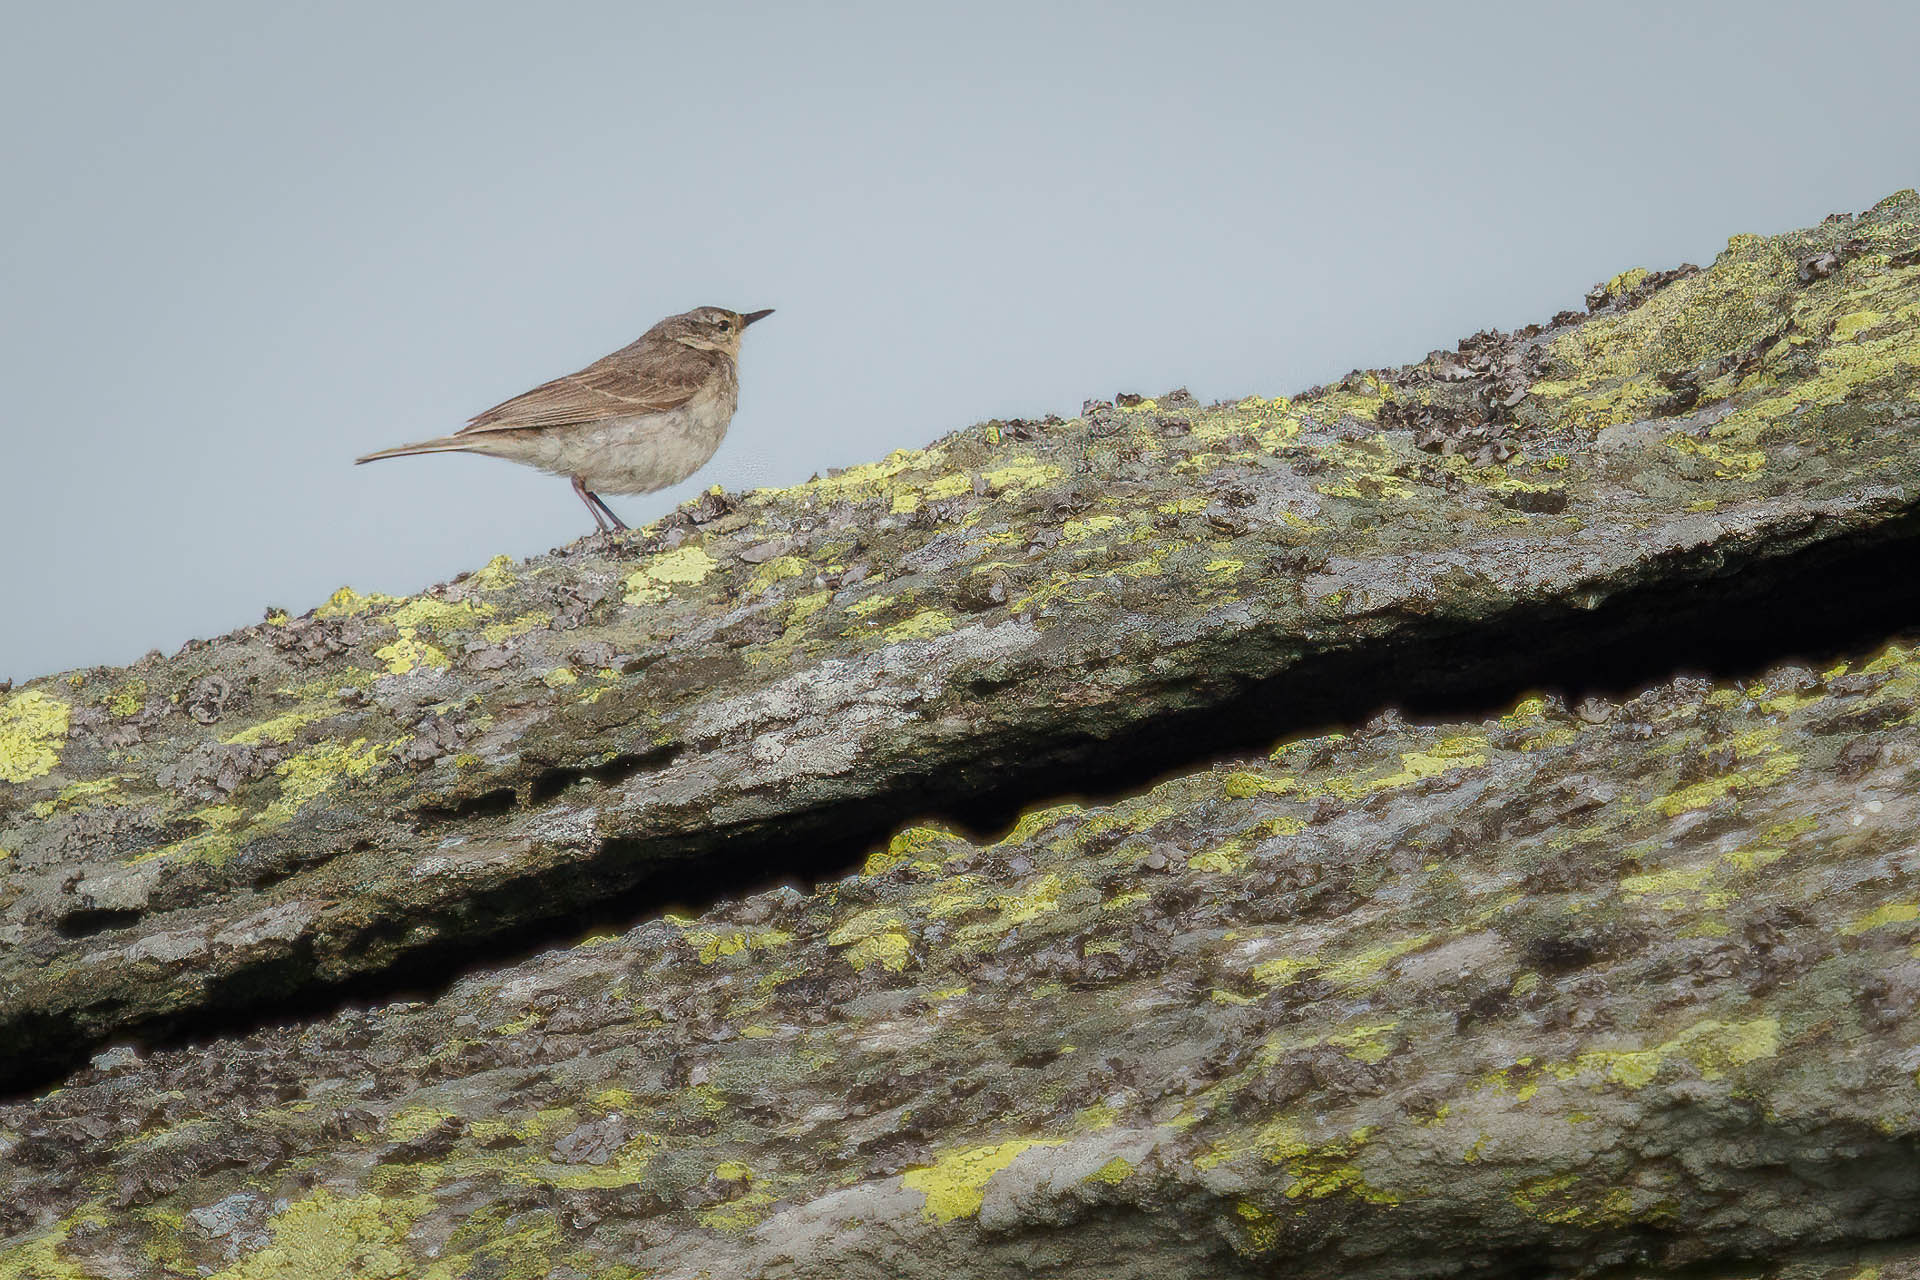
[5,193,1920,1086]
[4,637,1919,1277]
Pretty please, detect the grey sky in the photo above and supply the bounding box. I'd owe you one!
[4,2,1917,680]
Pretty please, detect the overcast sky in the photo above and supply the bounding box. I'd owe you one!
[4,2,1918,680]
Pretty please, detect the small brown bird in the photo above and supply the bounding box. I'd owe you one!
[356,305,774,532]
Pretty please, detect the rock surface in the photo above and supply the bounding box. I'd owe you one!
[4,193,1920,1277]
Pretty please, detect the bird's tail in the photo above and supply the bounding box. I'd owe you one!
[354,436,477,465]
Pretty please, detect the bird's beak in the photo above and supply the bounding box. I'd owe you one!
[740,308,775,327]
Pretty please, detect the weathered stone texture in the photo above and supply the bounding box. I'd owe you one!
[4,192,1920,1278]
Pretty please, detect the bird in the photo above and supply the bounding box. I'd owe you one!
[356,305,774,533]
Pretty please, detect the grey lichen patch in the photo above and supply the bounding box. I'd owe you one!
[4,194,1920,1096]
[4,638,1920,1277]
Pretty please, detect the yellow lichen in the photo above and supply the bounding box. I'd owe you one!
[981,459,1063,493]
[1251,1120,1399,1204]
[746,554,811,595]
[373,629,451,675]
[1512,1173,1637,1227]
[1651,736,1799,816]
[467,554,518,590]
[1556,1017,1779,1089]
[260,739,389,827]
[1326,1021,1400,1065]
[28,776,120,820]
[697,1181,778,1234]
[902,1139,1066,1222]
[623,545,719,605]
[130,803,242,867]
[314,586,400,619]
[1062,513,1126,543]
[210,1190,422,1279]
[1841,902,1920,936]
[864,824,964,875]
[827,908,912,972]
[879,609,957,643]
[1314,734,1486,800]
[1250,955,1316,987]
[0,689,69,783]
[224,705,335,746]
[107,678,148,716]
[389,596,493,631]
[480,610,552,644]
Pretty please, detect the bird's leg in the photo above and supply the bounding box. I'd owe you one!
[588,491,628,531]
[571,475,613,534]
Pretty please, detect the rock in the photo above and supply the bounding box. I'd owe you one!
[5,193,1920,1277]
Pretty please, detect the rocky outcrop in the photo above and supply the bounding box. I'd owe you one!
[3,192,1920,1278]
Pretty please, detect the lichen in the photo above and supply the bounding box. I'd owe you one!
[623,545,719,605]
[827,908,912,972]
[224,705,336,746]
[1248,1120,1399,1204]
[879,609,957,643]
[1553,1017,1780,1089]
[1841,903,1920,936]
[259,738,390,827]
[313,586,400,619]
[1511,1173,1639,1227]
[0,689,69,783]
[467,554,518,590]
[28,776,120,820]
[373,628,452,675]
[902,1139,1066,1222]
[210,1190,422,1280]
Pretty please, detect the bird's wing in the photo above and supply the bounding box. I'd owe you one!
[458,342,714,434]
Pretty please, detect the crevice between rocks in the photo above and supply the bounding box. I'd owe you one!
[8,514,1920,1099]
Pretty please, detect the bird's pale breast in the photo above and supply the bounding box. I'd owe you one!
[483,372,739,495]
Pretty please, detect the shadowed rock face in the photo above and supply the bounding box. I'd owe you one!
[4,193,1920,1278]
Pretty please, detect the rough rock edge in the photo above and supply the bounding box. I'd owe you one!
[2,190,1919,1074]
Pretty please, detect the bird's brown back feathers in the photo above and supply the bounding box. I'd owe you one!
[457,331,727,435]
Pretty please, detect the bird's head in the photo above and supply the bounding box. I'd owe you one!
[659,306,775,355]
